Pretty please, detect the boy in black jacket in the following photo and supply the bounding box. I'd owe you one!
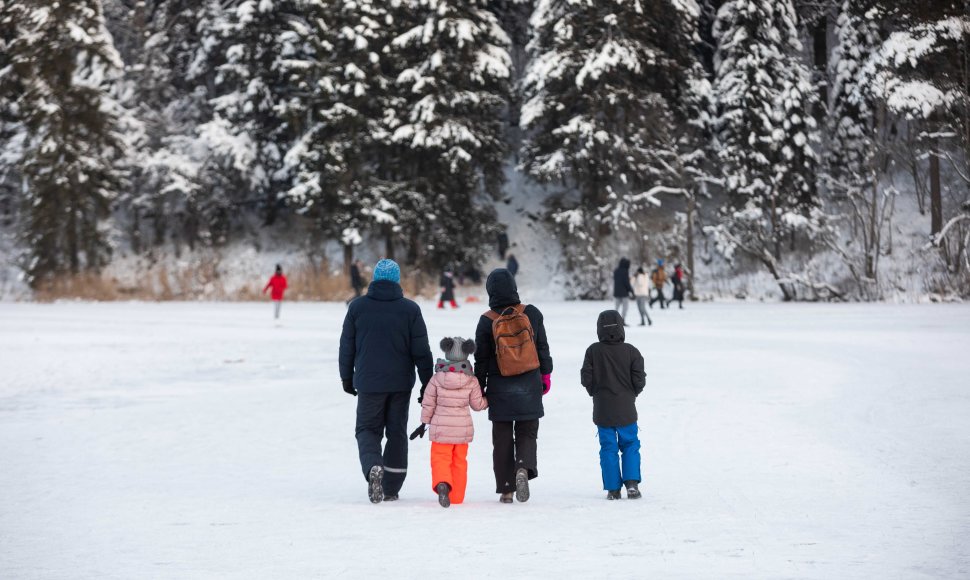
[580,310,646,500]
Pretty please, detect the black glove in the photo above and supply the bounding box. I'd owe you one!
[342,379,357,396]
[417,382,428,404]
[409,424,427,440]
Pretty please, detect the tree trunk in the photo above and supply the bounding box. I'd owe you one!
[930,152,943,235]
[686,193,696,299]
[770,189,781,261]
[343,243,353,275]
[68,197,79,274]
[866,179,878,278]
[384,224,395,260]
[762,254,793,301]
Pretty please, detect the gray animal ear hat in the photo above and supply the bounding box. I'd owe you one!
[440,336,476,362]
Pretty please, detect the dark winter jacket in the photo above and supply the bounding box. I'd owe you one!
[613,258,635,298]
[350,263,363,290]
[671,267,685,300]
[439,273,456,301]
[580,310,646,427]
[474,269,553,422]
[339,280,434,394]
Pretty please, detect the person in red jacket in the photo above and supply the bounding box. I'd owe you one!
[263,264,288,319]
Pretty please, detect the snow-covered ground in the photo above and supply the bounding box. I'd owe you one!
[2,300,969,579]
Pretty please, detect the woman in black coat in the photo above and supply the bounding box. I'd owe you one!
[474,269,553,503]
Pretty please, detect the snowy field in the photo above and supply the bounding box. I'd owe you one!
[1,300,969,579]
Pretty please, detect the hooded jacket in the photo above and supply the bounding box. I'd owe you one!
[420,369,487,444]
[613,259,635,298]
[339,280,434,393]
[580,310,646,427]
[474,269,553,422]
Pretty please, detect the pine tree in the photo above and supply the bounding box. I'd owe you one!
[115,0,241,253]
[826,1,880,194]
[863,0,970,287]
[385,0,512,270]
[819,1,888,295]
[0,0,24,227]
[211,0,320,226]
[284,0,395,268]
[708,0,820,300]
[6,0,127,287]
[521,0,697,297]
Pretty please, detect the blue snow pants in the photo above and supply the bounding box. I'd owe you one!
[597,423,641,491]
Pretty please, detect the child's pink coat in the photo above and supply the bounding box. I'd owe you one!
[420,371,487,444]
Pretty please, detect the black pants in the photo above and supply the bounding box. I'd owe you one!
[649,288,666,309]
[669,286,684,308]
[492,420,539,494]
[356,391,410,495]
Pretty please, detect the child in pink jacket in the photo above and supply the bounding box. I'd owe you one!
[409,336,487,507]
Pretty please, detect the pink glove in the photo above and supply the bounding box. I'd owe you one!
[541,374,551,395]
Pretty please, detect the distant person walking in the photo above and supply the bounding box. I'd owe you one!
[497,232,509,260]
[649,260,668,309]
[631,267,653,326]
[339,259,434,503]
[475,268,553,503]
[612,258,635,325]
[668,263,686,309]
[349,259,365,301]
[438,268,458,309]
[262,264,288,319]
[506,253,519,277]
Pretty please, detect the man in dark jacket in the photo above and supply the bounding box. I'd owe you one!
[339,259,434,503]
[580,310,646,500]
[474,268,553,503]
[612,258,635,325]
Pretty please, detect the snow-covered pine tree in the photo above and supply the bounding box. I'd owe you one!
[521,0,697,298]
[827,1,880,194]
[864,0,970,291]
[5,0,127,287]
[115,0,243,253]
[821,1,888,296]
[284,0,395,268]
[0,0,23,227]
[211,0,320,226]
[386,0,511,270]
[708,0,820,301]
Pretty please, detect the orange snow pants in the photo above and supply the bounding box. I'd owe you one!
[430,442,469,504]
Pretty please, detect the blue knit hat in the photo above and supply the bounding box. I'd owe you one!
[373,259,400,283]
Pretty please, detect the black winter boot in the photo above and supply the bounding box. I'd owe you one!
[606,489,622,500]
[436,482,451,508]
[368,465,384,504]
[625,481,641,499]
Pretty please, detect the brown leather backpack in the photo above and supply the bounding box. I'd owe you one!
[484,304,540,377]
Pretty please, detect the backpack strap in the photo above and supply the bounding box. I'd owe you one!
[482,303,527,320]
